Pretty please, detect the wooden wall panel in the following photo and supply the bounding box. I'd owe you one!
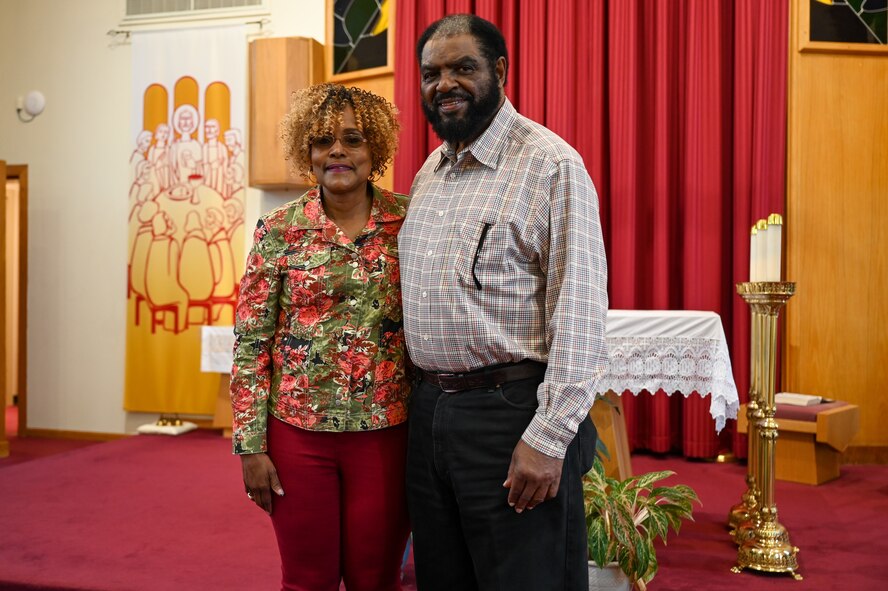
[5,177,20,407]
[0,160,7,458]
[8,165,27,439]
[785,0,888,448]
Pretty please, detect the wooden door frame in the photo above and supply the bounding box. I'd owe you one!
[1,163,28,454]
[0,160,6,457]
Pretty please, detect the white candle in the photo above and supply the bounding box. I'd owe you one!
[766,213,783,281]
[749,225,758,281]
[754,219,768,282]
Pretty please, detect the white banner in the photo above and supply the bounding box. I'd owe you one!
[125,25,246,414]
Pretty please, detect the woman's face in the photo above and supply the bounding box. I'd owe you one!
[310,106,372,197]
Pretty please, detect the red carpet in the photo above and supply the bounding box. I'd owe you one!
[631,453,888,590]
[0,429,413,591]
[1,428,886,590]
[1,406,103,468]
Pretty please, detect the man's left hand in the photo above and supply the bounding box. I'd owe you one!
[503,439,564,513]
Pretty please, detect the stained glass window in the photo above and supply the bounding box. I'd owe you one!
[332,0,390,75]
[810,0,887,45]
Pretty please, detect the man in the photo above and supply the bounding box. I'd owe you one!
[398,14,609,591]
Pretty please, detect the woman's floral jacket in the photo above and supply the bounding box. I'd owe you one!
[230,185,409,454]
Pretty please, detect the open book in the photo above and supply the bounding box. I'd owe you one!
[775,392,822,406]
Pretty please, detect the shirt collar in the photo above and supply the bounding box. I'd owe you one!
[433,97,517,172]
[290,184,405,230]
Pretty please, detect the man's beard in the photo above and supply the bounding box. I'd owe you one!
[422,76,501,146]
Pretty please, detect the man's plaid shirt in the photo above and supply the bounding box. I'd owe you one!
[399,99,609,459]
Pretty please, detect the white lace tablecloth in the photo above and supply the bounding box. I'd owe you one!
[599,310,740,433]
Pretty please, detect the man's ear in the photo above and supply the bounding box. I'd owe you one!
[495,56,507,88]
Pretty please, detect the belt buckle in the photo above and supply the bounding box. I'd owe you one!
[436,372,463,393]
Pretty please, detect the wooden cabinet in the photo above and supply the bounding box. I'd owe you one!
[249,37,324,189]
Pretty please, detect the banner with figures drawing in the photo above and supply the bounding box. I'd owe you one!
[126,26,246,414]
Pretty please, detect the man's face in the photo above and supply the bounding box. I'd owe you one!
[178,110,195,133]
[420,33,504,147]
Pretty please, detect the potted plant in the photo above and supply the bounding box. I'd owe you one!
[583,457,701,590]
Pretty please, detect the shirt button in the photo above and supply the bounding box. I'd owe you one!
[422,291,428,298]
[427,250,433,256]
[449,172,457,179]
[437,211,444,217]
[423,335,429,341]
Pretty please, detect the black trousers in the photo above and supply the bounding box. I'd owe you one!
[406,374,597,591]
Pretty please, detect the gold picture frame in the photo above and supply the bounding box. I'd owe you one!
[799,0,888,55]
[326,0,395,82]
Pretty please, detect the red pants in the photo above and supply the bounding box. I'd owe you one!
[266,417,410,591]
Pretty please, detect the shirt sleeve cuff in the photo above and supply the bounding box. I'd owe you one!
[521,413,575,460]
[232,430,267,455]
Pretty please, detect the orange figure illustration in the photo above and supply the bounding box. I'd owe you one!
[148,122,172,192]
[128,79,244,336]
[171,104,203,188]
[145,211,190,333]
[130,130,153,179]
[205,207,236,322]
[179,210,215,325]
[129,200,160,324]
[224,128,245,199]
[129,159,157,209]
[223,199,244,257]
[203,119,228,196]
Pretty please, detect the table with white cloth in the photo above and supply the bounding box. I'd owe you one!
[592,310,741,479]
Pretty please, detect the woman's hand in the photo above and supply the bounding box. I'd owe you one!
[241,453,285,515]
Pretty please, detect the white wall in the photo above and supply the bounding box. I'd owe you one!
[0,0,324,434]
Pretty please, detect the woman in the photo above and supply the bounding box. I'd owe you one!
[230,83,409,591]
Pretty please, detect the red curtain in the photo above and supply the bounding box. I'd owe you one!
[393,0,787,458]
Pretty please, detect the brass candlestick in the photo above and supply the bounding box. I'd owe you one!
[731,282,802,580]
[728,307,763,539]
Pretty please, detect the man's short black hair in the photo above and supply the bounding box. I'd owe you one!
[416,14,509,85]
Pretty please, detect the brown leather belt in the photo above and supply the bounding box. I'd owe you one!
[418,361,546,393]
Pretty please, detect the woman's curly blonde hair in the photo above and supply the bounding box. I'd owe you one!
[280,83,401,182]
